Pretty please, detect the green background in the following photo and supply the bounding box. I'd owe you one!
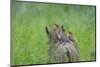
[11,1,96,65]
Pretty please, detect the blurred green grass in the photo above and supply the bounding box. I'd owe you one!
[11,1,96,65]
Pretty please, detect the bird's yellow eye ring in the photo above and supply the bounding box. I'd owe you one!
[57,30,62,38]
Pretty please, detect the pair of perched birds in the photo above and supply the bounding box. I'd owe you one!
[45,24,79,63]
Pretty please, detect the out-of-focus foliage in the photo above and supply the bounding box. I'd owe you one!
[11,1,96,65]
